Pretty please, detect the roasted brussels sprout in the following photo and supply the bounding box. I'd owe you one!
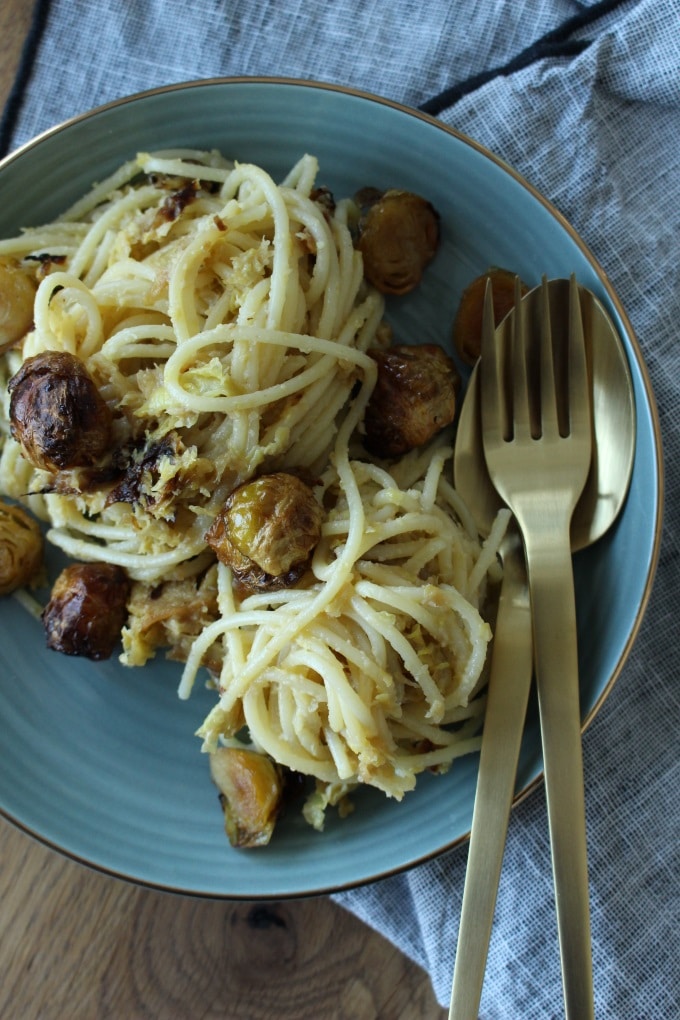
[0,501,44,596]
[209,746,283,848]
[363,343,460,458]
[8,351,112,472]
[355,189,440,295]
[205,473,323,595]
[452,267,529,366]
[0,257,36,352]
[310,185,336,220]
[42,562,130,660]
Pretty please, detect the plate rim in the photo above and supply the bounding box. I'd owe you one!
[0,75,665,898]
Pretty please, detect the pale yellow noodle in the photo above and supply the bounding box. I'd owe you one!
[0,148,505,828]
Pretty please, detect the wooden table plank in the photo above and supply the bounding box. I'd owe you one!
[0,4,447,1016]
[0,0,36,112]
[0,816,445,1020]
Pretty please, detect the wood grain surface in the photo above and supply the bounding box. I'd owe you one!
[0,5,447,1018]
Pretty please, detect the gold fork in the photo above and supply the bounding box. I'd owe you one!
[480,276,594,1019]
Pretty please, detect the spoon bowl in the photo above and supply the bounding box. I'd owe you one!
[454,282,636,545]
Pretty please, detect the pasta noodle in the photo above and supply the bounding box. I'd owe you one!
[188,444,501,803]
[0,149,505,833]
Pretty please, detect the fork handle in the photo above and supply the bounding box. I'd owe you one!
[449,526,532,1020]
[524,522,594,1020]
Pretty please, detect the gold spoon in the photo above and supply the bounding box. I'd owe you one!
[448,283,635,1020]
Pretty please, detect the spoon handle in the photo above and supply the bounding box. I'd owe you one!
[449,523,532,1020]
[525,521,594,1020]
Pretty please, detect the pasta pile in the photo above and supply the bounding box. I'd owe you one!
[187,437,503,822]
[0,150,383,582]
[0,150,504,831]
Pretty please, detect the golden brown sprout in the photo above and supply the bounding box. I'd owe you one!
[209,746,283,848]
[452,267,530,366]
[205,473,323,596]
[0,257,36,352]
[42,562,130,660]
[310,185,336,221]
[356,189,440,294]
[8,350,112,472]
[0,501,44,596]
[363,343,460,458]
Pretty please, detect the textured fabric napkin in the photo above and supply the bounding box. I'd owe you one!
[2,1,678,1016]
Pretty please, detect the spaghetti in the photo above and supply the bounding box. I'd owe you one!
[0,150,504,832]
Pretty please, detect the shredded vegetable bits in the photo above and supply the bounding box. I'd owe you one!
[0,150,383,583]
[181,428,506,823]
[0,149,506,830]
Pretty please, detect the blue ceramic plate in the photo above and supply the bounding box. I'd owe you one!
[0,79,662,897]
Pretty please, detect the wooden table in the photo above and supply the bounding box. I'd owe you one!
[0,5,446,1017]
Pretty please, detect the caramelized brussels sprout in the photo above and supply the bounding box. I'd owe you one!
[205,473,323,595]
[209,746,283,848]
[42,562,130,660]
[8,350,112,472]
[356,189,440,295]
[363,343,460,458]
[452,267,529,366]
[310,186,336,220]
[0,257,36,351]
[0,501,44,596]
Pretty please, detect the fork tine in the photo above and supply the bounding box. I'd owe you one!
[539,275,560,440]
[568,275,592,440]
[511,274,532,441]
[480,277,503,442]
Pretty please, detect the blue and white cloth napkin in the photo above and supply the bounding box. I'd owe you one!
[2,1,678,1015]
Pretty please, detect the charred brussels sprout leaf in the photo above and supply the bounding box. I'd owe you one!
[210,746,283,848]
[0,258,37,352]
[8,350,112,472]
[452,267,529,366]
[0,501,44,596]
[42,562,130,660]
[205,473,323,596]
[364,344,460,458]
[356,189,440,295]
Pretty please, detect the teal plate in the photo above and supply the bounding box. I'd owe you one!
[0,79,662,897]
